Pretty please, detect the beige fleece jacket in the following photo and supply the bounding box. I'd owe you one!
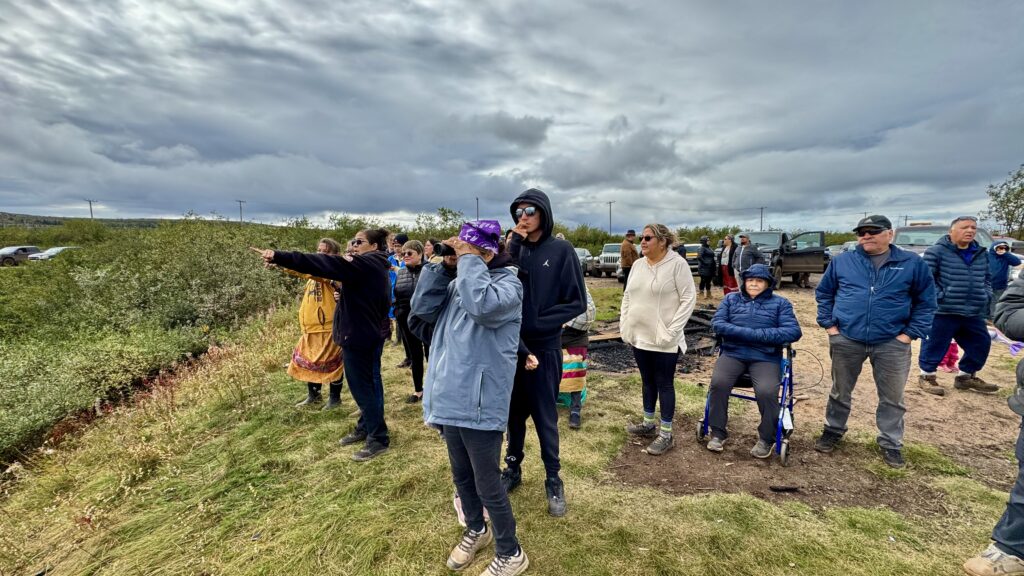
[619,249,697,353]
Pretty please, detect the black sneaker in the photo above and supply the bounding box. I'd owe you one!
[352,441,390,462]
[814,431,842,453]
[545,477,567,517]
[397,358,411,368]
[625,421,657,438]
[405,393,422,404]
[568,412,581,429]
[881,448,905,469]
[500,466,521,494]
[339,430,368,446]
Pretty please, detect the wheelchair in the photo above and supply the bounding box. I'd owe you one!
[696,344,796,466]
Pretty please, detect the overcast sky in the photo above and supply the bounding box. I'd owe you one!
[2,1,1023,233]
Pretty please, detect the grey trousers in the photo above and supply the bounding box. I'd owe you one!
[708,354,781,443]
[824,334,911,450]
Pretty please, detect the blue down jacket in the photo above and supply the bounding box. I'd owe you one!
[410,254,523,431]
[816,243,936,343]
[922,235,991,317]
[712,264,802,363]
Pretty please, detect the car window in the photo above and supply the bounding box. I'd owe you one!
[742,232,782,246]
[603,244,620,253]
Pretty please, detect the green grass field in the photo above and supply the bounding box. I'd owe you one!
[0,306,1010,575]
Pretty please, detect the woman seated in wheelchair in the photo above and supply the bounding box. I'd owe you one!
[707,263,802,458]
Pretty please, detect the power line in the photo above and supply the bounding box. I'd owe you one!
[235,199,246,222]
[606,201,615,234]
[84,198,97,219]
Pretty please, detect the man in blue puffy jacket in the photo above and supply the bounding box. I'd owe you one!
[814,215,936,469]
[918,216,998,396]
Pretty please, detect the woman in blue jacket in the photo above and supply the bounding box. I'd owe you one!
[708,264,802,458]
[990,240,1022,319]
[410,221,529,576]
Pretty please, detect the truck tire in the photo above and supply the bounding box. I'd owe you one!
[772,264,784,287]
[1,257,15,267]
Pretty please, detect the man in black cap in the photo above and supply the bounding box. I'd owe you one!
[620,230,639,287]
[813,215,936,469]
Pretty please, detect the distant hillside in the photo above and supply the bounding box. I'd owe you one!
[0,212,166,229]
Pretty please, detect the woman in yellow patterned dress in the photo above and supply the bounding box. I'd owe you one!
[286,238,346,409]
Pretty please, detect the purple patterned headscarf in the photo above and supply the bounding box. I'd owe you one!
[459,220,501,254]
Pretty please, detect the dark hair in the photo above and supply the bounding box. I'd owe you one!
[318,237,342,255]
[361,228,390,251]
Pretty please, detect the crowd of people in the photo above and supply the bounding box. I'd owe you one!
[252,204,1024,576]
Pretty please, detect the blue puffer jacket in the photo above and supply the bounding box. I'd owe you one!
[922,235,991,317]
[411,253,523,431]
[989,241,1021,292]
[816,244,936,344]
[712,264,802,363]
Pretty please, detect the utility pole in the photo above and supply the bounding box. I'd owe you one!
[85,199,97,219]
[607,201,615,234]
[759,207,765,231]
[235,200,246,223]
[476,197,479,220]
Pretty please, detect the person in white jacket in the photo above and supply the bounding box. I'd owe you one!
[620,223,697,456]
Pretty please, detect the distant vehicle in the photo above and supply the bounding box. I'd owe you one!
[737,230,829,286]
[827,244,845,257]
[29,246,78,261]
[599,242,638,278]
[842,240,858,253]
[0,245,42,266]
[893,225,994,255]
[573,247,596,276]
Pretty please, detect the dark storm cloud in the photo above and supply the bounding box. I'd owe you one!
[2,0,1023,232]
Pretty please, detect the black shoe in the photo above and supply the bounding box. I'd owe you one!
[322,382,343,411]
[881,448,905,469]
[500,465,522,494]
[339,430,368,446]
[814,431,842,453]
[568,412,581,429]
[352,441,390,462]
[294,383,323,407]
[545,477,567,517]
[397,358,411,368]
[405,393,423,404]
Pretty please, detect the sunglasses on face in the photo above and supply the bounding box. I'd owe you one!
[515,206,538,219]
[856,228,886,237]
[351,238,367,246]
[640,235,656,242]
[402,251,418,257]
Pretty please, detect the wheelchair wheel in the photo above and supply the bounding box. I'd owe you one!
[779,440,791,467]
[696,420,707,442]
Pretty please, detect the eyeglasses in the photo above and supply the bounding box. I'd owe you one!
[515,206,538,219]
[951,216,978,225]
[640,235,656,242]
[856,228,886,237]
[351,239,367,246]
[402,251,418,257]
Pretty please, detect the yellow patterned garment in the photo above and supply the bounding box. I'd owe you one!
[284,271,344,384]
[559,347,588,393]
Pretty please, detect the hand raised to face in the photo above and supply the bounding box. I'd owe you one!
[442,236,476,257]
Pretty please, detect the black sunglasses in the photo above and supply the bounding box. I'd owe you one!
[640,235,656,242]
[856,228,886,237]
[350,238,367,246]
[515,206,538,219]
[402,250,418,257]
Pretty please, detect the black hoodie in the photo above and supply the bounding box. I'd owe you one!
[508,188,587,351]
[272,249,391,350]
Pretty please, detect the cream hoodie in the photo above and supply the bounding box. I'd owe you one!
[620,249,697,353]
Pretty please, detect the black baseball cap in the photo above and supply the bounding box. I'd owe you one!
[853,215,892,232]
[626,229,636,235]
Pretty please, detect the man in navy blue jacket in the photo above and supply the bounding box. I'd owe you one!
[814,215,936,469]
[501,188,586,518]
[918,216,998,396]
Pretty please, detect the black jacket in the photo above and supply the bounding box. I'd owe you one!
[393,263,423,320]
[272,250,391,350]
[508,188,587,351]
[697,243,716,276]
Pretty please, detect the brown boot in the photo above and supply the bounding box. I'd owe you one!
[917,374,945,396]
[954,374,1000,394]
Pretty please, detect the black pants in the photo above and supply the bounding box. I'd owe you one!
[344,343,389,447]
[396,313,428,393]
[445,426,519,556]
[569,391,582,414]
[699,274,713,292]
[708,354,781,443]
[633,347,679,423]
[506,348,563,477]
[622,266,631,287]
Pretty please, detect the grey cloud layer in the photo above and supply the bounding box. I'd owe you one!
[2,1,1023,230]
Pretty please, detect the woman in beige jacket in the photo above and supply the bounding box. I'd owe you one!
[619,223,697,455]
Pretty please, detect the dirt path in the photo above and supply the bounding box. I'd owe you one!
[600,274,1021,509]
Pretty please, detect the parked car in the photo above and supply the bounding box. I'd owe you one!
[893,225,994,255]
[29,246,78,261]
[841,240,858,253]
[827,244,845,257]
[0,245,42,266]
[737,230,829,286]
[598,242,638,278]
[674,243,701,272]
[574,247,596,276]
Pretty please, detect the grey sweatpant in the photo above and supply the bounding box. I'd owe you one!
[824,334,911,450]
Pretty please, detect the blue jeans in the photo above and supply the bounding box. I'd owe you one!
[344,342,389,447]
[445,426,519,556]
[994,419,1024,559]
[919,313,991,374]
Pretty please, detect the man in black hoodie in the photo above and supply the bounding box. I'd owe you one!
[502,188,587,517]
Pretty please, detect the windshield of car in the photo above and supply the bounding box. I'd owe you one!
[602,243,620,253]
[740,232,781,247]
[894,226,993,248]
[574,248,590,258]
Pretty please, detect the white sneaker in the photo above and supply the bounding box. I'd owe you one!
[447,526,493,571]
[479,547,529,576]
[964,544,1024,575]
